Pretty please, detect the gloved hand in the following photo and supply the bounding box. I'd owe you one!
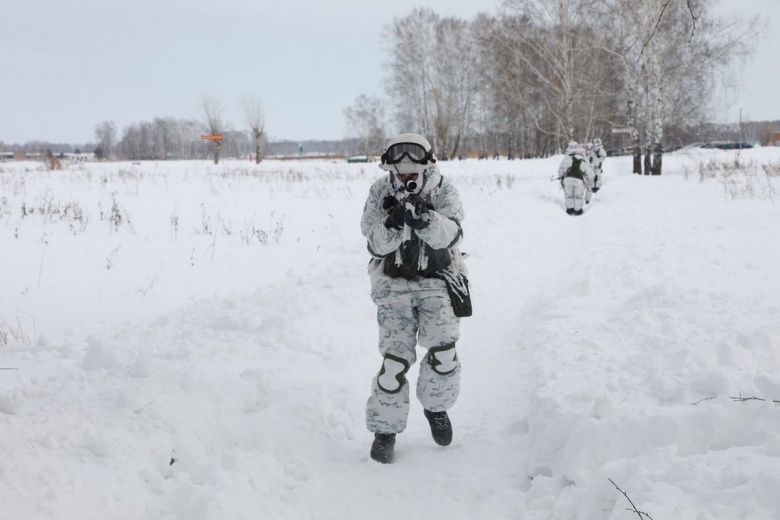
[382,194,399,211]
[404,195,431,230]
[383,203,405,230]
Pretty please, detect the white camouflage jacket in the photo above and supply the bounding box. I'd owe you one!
[558,153,595,185]
[361,166,464,280]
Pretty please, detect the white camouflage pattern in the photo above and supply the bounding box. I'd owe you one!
[558,153,594,211]
[365,288,461,433]
[361,166,465,434]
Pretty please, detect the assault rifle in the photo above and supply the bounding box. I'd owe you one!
[395,178,428,220]
[403,193,427,220]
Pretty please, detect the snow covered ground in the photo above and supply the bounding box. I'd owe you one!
[2,147,780,519]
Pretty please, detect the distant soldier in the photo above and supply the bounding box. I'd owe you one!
[557,141,594,216]
[591,138,607,193]
[584,142,595,205]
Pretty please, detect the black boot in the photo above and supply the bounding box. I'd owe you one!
[370,433,396,464]
[566,208,574,215]
[574,209,583,215]
[424,409,453,446]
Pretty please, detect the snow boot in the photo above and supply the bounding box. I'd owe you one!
[424,409,453,446]
[574,209,584,216]
[370,433,396,464]
[566,208,575,215]
[592,187,600,193]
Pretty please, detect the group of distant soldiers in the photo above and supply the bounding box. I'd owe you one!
[556,138,607,215]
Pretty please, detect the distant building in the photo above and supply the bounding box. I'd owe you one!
[771,132,780,146]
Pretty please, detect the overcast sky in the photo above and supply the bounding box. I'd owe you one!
[1,0,777,145]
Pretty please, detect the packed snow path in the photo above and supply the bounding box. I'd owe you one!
[2,150,780,519]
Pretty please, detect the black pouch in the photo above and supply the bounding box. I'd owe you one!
[436,273,472,318]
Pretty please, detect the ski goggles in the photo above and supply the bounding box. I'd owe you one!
[381,142,435,165]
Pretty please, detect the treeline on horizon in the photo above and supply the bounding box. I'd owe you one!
[0,128,380,160]
[1,118,777,162]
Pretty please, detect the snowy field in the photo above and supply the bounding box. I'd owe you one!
[2,147,780,519]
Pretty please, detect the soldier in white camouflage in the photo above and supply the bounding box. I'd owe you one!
[591,138,607,192]
[361,133,469,463]
[557,140,594,216]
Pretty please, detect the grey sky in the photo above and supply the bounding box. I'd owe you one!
[1,0,776,145]
[713,0,780,125]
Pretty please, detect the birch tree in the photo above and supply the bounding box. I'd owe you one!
[499,0,589,143]
[385,9,479,158]
[596,0,758,174]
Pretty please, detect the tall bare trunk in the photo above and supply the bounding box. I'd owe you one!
[625,65,642,174]
[213,142,221,165]
[649,35,664,175]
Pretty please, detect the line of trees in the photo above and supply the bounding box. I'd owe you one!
[94,117,257,162]
[92,95,268,164]
[344,0,760,174]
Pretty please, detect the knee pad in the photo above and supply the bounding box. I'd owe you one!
[429,343,458,375]
[377,354,410,394]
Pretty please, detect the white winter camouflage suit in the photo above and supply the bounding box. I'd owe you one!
[361,165,465,434]
[558,151,594,212]
[592,144,607,189]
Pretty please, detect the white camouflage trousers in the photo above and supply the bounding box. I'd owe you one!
[585,168,602,204]
[366,275,461,434]
[594,167,602,189]
[563,177,586,211]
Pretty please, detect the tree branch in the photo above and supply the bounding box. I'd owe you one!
[692,394,780,405]
[641,0,672,57]
[609,479,655,520]
[686,0,698,42]
[641,0,698,57]
[730,395,780,404]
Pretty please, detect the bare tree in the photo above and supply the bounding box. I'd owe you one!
[343,94,386,156]
[385,10,436,140]
[593,0,759,174]
[242,96,265,164]
[475,14,535,157]
[497,0,600,145]
[385,9,480,158]
[94,121,117,160]
[201,95,224,164]
[595,0,645,172]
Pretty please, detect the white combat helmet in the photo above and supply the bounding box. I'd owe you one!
[380,133,437,193]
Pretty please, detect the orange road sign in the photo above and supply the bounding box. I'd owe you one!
[201,135,223,141]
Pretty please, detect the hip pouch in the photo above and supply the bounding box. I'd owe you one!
[435,272,472,318]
